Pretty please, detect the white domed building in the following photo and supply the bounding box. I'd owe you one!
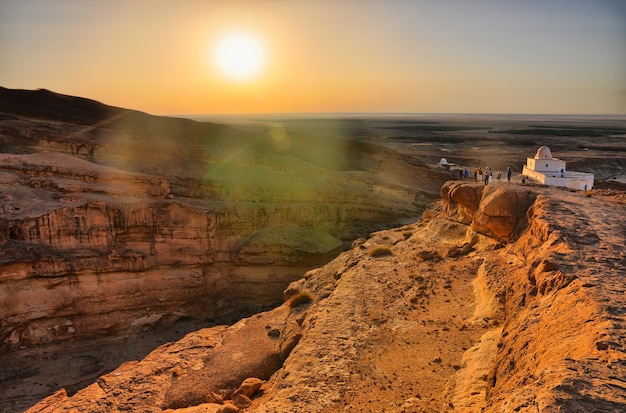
[522,146,594,190]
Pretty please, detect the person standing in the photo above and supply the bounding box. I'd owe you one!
[507,167,512,185]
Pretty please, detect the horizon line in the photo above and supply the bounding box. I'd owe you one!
[168,111,626,120]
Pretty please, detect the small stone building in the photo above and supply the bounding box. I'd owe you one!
[522,146,594,190]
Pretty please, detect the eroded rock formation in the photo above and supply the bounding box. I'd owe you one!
[0,88,451,359]
[440,181,534,243]
[0,151,346,351]
[24,182,626,412]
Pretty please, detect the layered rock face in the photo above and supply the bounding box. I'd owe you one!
[0,88,451,357]
[0,152,345,353]
[26,182,626,412]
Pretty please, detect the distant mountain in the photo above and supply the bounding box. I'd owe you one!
[0,86,252,151]
[0,86,132,125]
[0,86,217,129]
[0,86,422,173]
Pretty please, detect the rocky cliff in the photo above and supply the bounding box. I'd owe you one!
[23,181,626,412]
[0,150,346,353]
[0,88,452,359]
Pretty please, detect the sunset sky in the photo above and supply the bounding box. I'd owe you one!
[1,0,625,115]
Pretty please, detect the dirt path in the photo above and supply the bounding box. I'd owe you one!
[340,231,490,411]
[250,211,505,412]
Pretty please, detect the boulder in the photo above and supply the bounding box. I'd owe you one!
[471,186,534,242]
[232,377,264,399]
[440,181,484,224]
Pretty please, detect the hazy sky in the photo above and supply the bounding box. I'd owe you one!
[1,0,625,115]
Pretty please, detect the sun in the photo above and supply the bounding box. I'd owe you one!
[214,33,265,81]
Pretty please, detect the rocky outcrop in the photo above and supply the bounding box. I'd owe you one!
[441,181,535,243]
[22,181,626,413]
[483,191,626,411]
[440,180,484,224]
[28,306,288,413]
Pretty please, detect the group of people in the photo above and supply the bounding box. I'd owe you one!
[457,166,513,185]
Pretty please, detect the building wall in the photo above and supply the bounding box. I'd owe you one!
[526,158,566,173]
[522,166,594,190]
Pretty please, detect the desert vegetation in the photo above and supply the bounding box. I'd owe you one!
[286,290,314,308]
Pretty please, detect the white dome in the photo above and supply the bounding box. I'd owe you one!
[535,146,552,159]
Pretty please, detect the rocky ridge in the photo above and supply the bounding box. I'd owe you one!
[25,181,626,412]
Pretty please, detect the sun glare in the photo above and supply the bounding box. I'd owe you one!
[214,33,265,81]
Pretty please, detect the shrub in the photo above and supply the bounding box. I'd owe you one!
[368,246,393,257]
[287,290,314,308]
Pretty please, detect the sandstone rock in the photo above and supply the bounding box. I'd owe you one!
[440,181,484,223]
[351,237,366,249]
[483,185,626,411]
[249,183,626,412]
[440,182,535,243]
[232,394,252,409]
[280,332,303,360]
[416,250,440,261]
[232,377,264,398]
[216,403,239,413]
[205,391,224,404]
[443,245,460,257]
[471,186,534,242]
[279,308,305,360]
[19,305,289,412]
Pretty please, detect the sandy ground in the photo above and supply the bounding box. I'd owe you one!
[328,227,495,412]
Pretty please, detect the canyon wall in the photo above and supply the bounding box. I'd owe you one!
[1,151,385,352]
[22,181,626,412]
[0,195,345,348]
[0,92,448,354]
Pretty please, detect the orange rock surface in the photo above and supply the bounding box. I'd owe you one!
[24,182,626,412]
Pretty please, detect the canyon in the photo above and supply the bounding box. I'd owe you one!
[0,88,452,411]
[0,88,447,353]
[1,87,626,411]
[23,180,626,412]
